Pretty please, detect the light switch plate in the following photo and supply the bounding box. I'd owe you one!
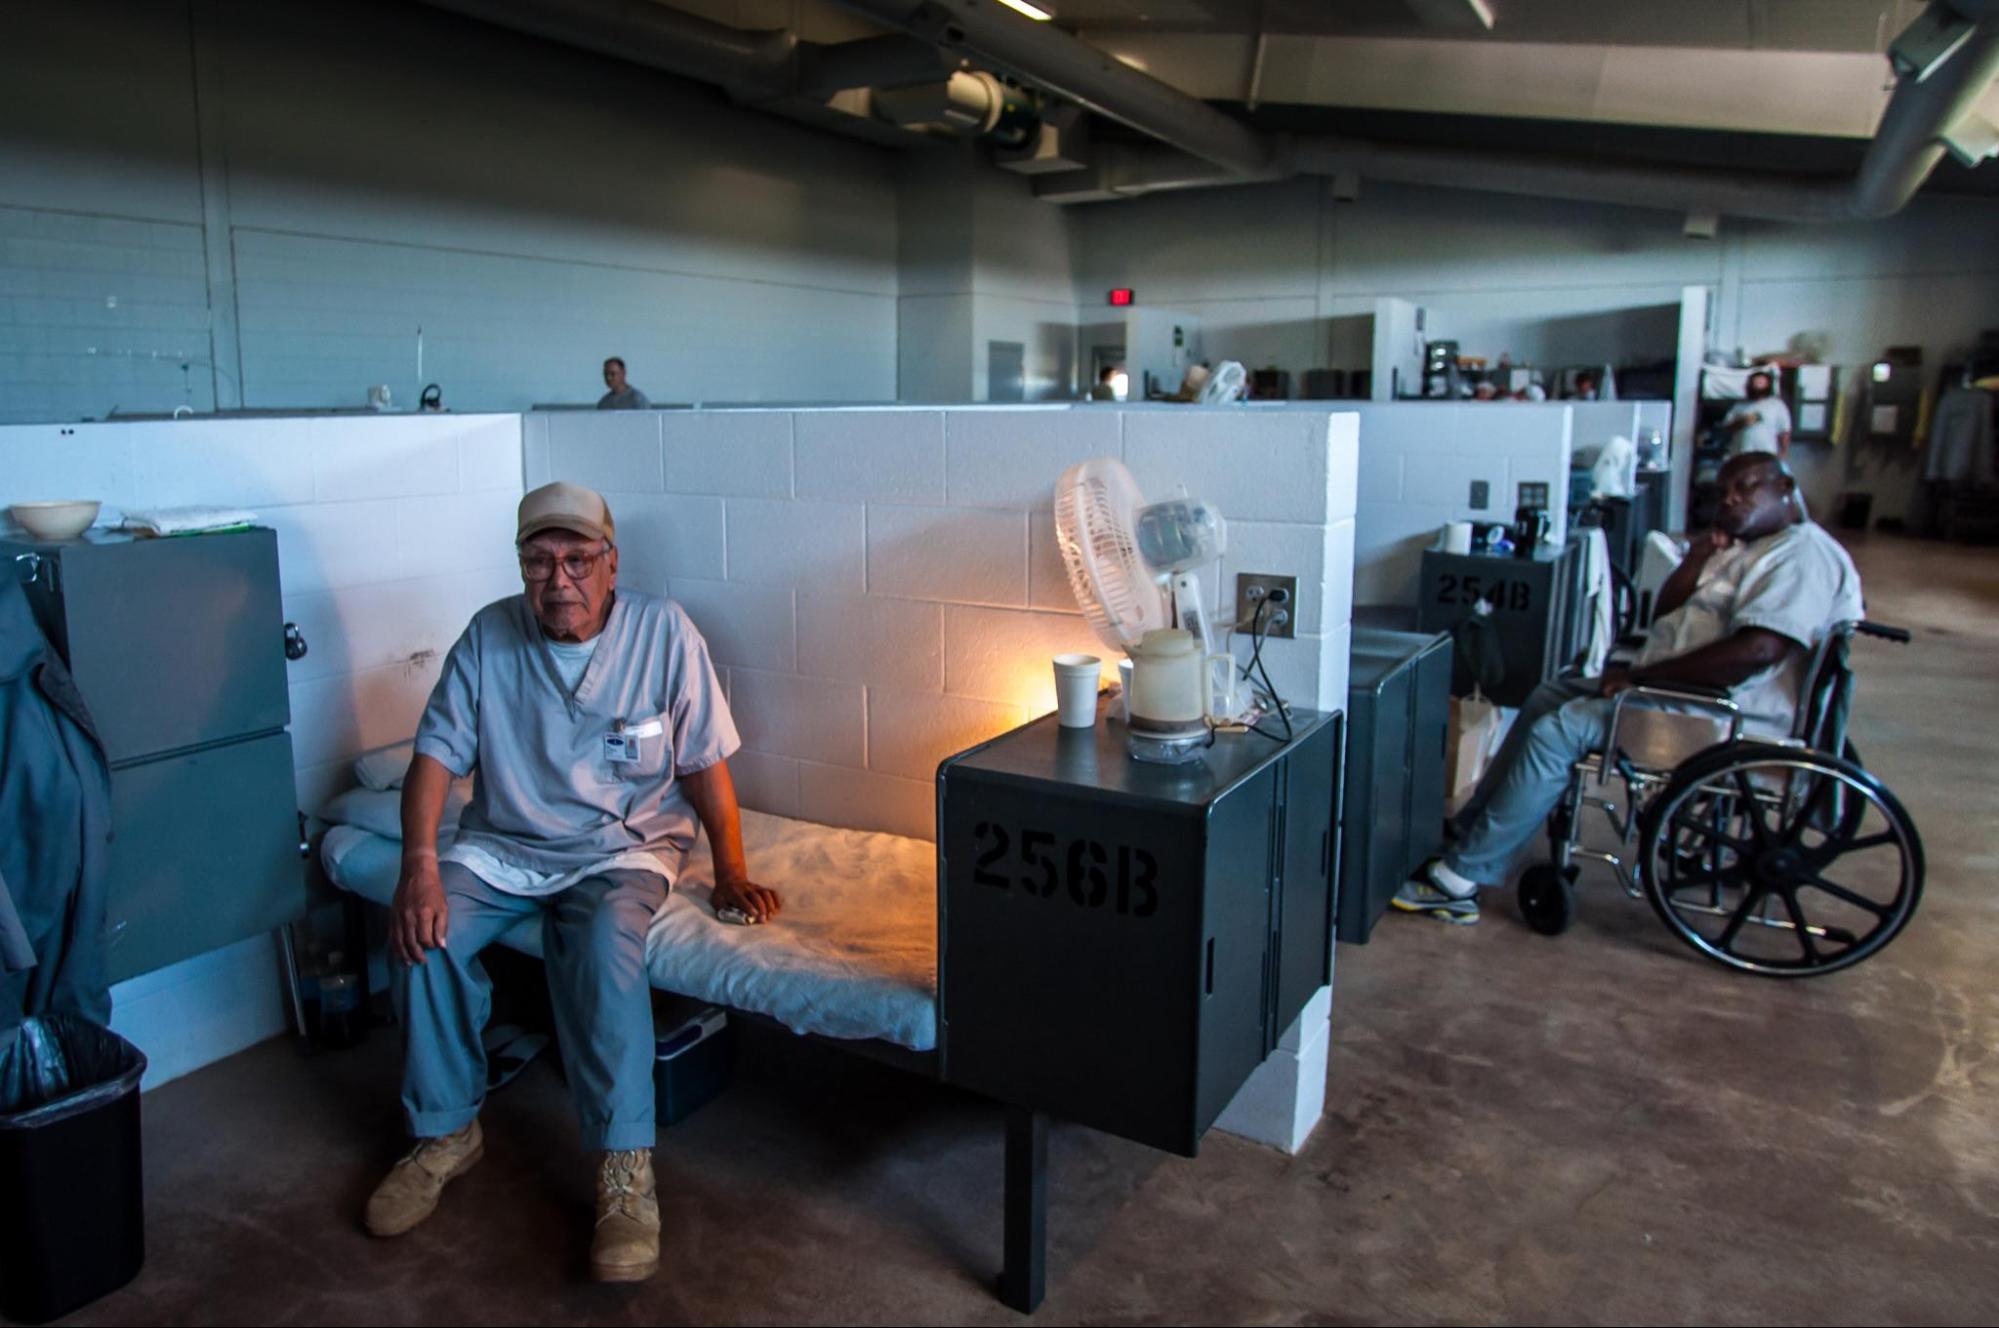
[1235,572,1298,638]
[1469,479,1490,510]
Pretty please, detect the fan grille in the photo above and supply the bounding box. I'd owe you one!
[1053,459,1164,652]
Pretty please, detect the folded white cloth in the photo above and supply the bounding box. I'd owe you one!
[122,506,259,536]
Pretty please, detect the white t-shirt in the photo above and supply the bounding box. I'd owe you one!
[545,636,597,693]
[1635,521,1863,737]
[1723,396,1793,455]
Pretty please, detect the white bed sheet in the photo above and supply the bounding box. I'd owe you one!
[320,807,939,1052]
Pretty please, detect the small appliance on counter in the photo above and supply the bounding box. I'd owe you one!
[1124,627,1231,764]
[1052,457,1248,762]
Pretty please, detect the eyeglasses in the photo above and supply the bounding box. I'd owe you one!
[519,542,611,583]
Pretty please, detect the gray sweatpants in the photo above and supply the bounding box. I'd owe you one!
[1446,675,1610,885]
[394,861,665,1152]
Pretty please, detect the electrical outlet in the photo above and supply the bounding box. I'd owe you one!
[1235,572,1298,638]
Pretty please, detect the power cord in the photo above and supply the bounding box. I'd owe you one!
[1239,593,1294,744]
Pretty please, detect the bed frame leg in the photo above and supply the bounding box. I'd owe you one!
[1001,1104,1047,1314]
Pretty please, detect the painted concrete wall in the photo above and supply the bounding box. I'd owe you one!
[896,145,1082,403]
[0,0,900,422]
[1075,177,1999,516]
[0,412,523,1088]
[535,403,1359,840]
[1258,401,1579,608]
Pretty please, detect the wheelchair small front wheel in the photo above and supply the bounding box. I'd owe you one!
[1637,742,1923,977]
[1518,864,1577,936]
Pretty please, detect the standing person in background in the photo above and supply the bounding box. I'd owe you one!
[1722,369,1792,457]
[597,357,650,411]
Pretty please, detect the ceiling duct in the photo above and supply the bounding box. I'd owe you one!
[826,0,1273,176]
[837,0,1999,222]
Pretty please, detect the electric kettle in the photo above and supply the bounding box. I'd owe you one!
[1125,628,1231,764]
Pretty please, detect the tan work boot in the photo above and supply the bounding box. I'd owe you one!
[363,1120,484,1237]
[590,1148,661,1282]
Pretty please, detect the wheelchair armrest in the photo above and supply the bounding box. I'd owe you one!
[1856,620,1911,644]
[1626,680,1731,701]
[1601,684,1743,770]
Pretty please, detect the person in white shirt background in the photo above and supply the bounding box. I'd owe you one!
[1722,369,1793,457]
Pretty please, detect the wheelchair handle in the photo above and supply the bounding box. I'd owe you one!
[1856,621,1911,644]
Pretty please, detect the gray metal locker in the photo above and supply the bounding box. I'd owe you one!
[1417,541,1580,706]
[4,528,306,982]
[937,707,1341,1157]
[1340,628,1452,944]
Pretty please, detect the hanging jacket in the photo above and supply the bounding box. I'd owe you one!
[0,574,114,1029]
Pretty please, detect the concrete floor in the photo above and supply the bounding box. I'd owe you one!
[53,533,1999,1326]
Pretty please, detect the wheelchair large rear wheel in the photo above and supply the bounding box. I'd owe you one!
[1636,742,1922,976]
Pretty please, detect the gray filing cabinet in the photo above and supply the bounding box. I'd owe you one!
[1341,628,1452,944]
[937,706,1341,1158]
[3,529,305,981]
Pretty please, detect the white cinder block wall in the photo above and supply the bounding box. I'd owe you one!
[0,413,523,1087]
[1346,402,1575,608]
[540,402,1358,1154]
[537,404,1360,843]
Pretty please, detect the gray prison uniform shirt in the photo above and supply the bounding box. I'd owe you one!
[1632,521,1863,738]
[412,590,739,895]
[597,387,650,410]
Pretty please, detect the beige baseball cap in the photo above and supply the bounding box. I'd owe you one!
[517,481,615,545]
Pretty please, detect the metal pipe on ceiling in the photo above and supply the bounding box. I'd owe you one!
[1849,22,1999,216]
[1026,4,1999,221]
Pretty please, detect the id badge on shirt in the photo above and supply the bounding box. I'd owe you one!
[604,717,665,765]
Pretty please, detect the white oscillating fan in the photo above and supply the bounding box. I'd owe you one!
[1053,457,1239,721]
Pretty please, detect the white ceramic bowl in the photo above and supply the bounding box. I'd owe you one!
[9,501,101,541]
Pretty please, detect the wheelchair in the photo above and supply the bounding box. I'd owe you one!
[1516,620,1924,977]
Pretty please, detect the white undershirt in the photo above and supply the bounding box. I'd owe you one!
[545,636,597,692]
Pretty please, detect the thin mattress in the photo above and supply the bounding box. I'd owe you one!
[320,808,938,1051]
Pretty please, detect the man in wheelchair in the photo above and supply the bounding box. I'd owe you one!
[1396,451,1864,925]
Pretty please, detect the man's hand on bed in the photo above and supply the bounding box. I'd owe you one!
[391,855,450,964]
[712,876,782,924]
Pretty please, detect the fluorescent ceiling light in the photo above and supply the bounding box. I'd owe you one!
[996,0,1055,19]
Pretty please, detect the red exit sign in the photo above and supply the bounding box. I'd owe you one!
[1108,288,1134,307]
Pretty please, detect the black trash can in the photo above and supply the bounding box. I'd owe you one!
[0,1014,148,1324]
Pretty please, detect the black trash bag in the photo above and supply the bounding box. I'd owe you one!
[0,1013,146,1128]
[0,1014,148,1323]
[1451,604,1507,698]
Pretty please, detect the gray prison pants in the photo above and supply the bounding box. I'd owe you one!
[394,861,665,1152]
[1445,674,1610,886]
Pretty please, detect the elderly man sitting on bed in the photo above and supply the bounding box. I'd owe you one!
[364,480,780,1282]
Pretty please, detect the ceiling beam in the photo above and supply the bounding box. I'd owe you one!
[1402,0,1496,32]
